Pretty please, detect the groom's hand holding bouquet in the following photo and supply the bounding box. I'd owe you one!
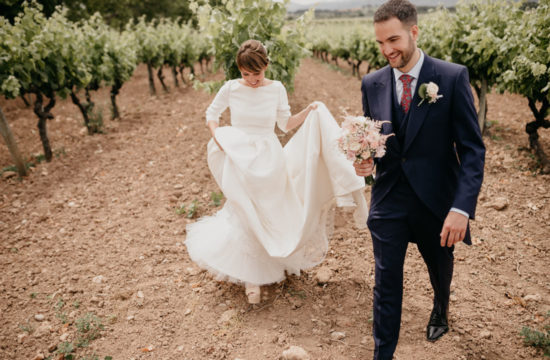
[337,115,392,185]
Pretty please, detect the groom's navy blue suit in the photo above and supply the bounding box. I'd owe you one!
[361,54,485,359]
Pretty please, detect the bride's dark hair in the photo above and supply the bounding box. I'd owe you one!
[236,40,269,73]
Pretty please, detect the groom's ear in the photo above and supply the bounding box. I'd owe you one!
[410,24,419,42]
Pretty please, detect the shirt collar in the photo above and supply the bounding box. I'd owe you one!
[393,49,424,81]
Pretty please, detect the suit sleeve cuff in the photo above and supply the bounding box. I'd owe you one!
[450,207,469,218]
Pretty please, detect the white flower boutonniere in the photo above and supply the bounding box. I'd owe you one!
[418,82,443,106]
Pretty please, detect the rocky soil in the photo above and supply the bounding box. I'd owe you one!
[0,58,549,360]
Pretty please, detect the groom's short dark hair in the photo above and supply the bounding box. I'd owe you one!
[374,0,417,27]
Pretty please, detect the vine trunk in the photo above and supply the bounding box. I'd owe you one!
[0,106,27,176]
[33,92,55,162]
[526,98,550,174]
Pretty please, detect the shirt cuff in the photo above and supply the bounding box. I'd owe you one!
[450,207,469,218]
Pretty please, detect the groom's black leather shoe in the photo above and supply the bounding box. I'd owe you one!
[426,307,449,342]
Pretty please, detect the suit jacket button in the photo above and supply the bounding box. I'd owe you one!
[401,158,406,163]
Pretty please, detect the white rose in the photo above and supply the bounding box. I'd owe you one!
[426,82,439,99]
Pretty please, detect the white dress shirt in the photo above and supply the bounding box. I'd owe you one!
[393,49,424,105]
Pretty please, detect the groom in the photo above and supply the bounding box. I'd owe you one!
[354,0,485,359]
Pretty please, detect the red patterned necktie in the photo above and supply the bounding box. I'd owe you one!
[400,74,413,113]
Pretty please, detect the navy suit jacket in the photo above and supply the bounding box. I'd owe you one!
[361,54,485,243]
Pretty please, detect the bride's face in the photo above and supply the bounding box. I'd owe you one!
[374,17,419,73]
[239,66,267,88]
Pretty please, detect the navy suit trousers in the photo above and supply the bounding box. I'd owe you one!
[368,175,454,360]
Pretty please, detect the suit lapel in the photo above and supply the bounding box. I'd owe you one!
[403,55,440,153]
[370,67,401,153]
[370,66,393,124]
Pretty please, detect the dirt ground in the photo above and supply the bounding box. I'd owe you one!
[1,58,549,360]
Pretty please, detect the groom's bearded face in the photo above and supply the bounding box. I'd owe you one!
[374,17,419,72]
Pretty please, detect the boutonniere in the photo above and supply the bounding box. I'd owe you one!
[418,82,443,106]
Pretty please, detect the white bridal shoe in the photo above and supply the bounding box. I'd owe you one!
[245,283,261,304]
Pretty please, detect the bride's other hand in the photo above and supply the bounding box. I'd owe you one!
[285,102,319,131]
[213,137,224,152]
[354,158,374,177]
[307,102,318,111]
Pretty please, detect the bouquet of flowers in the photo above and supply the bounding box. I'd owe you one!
[337,115,392,185]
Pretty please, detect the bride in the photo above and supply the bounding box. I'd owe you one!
[185,40,367,304]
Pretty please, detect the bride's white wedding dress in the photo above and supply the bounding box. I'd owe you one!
[185,79,367,285]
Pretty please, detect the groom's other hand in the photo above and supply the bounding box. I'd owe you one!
[354,158,374,177]
[440,211,468,247]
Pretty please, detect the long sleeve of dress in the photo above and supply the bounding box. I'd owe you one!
[205,81,231,124]
[276,83,291,133]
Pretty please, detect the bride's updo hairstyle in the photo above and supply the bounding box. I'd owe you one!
[236,40,269,73]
